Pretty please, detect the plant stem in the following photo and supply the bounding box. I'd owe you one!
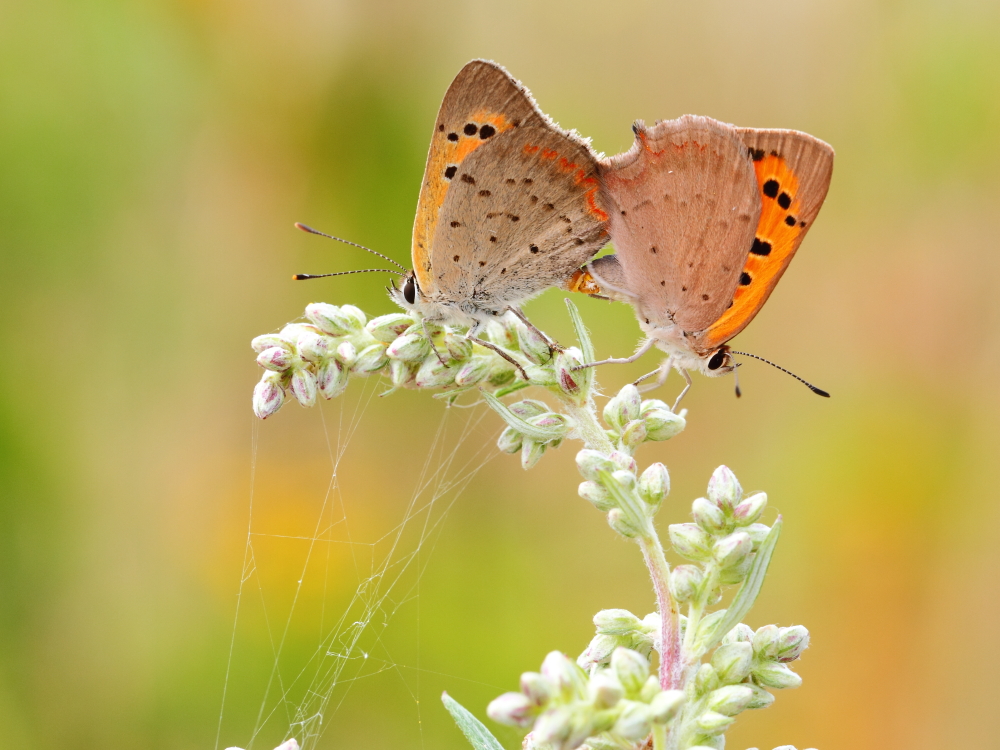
[651,722,668,750]
[638,530,680,691]
[562,398,614,454]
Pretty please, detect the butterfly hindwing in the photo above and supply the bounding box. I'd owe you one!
[696,129,834,352]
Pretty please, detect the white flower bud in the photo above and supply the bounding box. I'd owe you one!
[578,634,618,669]
[648,689,685,724]
[594,609,643,635]
[273,741,299,750]
[707,465,741,510]
[696,709,735,734]
[668,523,713,562]
[527,412,571,441]
[415,357,456,388]
[445,332,473,361]
[603,385,641,432]
[541,651,586,697]
[257,346,294,372]
[305,303,354,336]
[521,438,546,470]
[639,674,661,703]
[609,451,637,473]
[620,419,648,448]
[576,450,617,481]
[352,344,388,374]
[290,367,317,406]
[317,359,349,399]
[297,332,331,362]
[365,313,414,343]
[388,359,413,389]
[774,626,810,663]
[579,481,615,511]
[487,692,535,726]
[642,408,686,441]
[745,522,772,547]
[711,642,753,685]
[669,565,703,603]
[607,508,639,538]
[610,469,636,492]
[334,341,357,366]
[733,492,767,525]
[338,304,366,329]
[387,333,429,362]
[745,682,775,709]
[637,462,670,506]
[533,707,573,745]
[498,427,523,454]
[454,356,491,386]
[553,349,583,397]
[752,624,780,659]
[510,399,548,418]
[252,372,285,419]
[721,623,754,645]
[719,553,753,585]
[692,497,727,534]
[693,663,720,696]
[515,321,552,365]
[707,684,753,716]
[713,531,753,569]
[520,671,553,706]
[611,700,651,741]
[611,648,649,695]
[251,334,291,353]
[588,671,624,708]
[752,663,802,690]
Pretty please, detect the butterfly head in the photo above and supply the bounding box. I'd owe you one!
[703,346,736,377]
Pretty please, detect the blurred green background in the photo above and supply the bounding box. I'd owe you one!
[2,0,1000,748]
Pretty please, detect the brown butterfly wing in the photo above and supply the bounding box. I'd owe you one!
[694,129,834,352]
[599,116,761,333]
[430,94,609,312]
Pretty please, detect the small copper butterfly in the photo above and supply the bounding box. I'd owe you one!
[390,59,610,337]
[567,116,834,399]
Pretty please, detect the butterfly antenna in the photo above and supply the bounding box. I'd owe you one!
[294,268,403,280]
[730,350,830,398]
[295,222,407,270]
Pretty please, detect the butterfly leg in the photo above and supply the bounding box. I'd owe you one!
[635,358,674,392]
[505,306,562,353]
[571,337,656,371]
[465,321,529,381]
[671,369,693,413]
[422,319,450,366]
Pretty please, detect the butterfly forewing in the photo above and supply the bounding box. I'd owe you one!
[433,122,609,310]
[695,129,834,351]
[599,116,761,334]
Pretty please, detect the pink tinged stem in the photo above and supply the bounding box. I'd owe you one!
[639,533,680,690]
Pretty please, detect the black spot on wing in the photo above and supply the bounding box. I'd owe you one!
[778,192,792,209]
[479,124,496,139]
[444,165,457,180]
[464,123,478,136]
[785,215,797,226]
[447,132,459,142]
[750,238,772,256]
[763,180,779,198]
[461,173,475,184]
[740,272,752,286]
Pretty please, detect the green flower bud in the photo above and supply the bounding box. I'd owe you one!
[497,426,523,454]
[608,508,639,538]
[603,385,641,432]
[752,625,781,659]
[509,399,549,418]
[611,700,651,741]
[706,685,754,716]
[588,672,624,708]
[541,651,587,697]
[639,674,660,703]
[576,450,617,481]
[388,359,413,389]
[251,334,292,353]
[352,344,388,374]
[745,683,775,709]
[648,690,685,724]
[713,531,753,569]
[752,663,802,690]
[693,663,720,696]
[696,710,735,735]
[692,497,728,534]
[578,634,618,670]
[387,332,429,362]
[532,707,572,746]
[515,321,552,365]
[668,523,713,562]
[297,332,331,362]
[609,451,637,473]
[443,331,473,361]
[289,367,317,406]
[365,313,414,343]
[487,692,535,727]
[487,362,516,386]
[774,625,810,663]
[710,642,754,685]
[610,469,636,492]
[718,553,754,585]
[642,408,686,441]
[745,522,772,547]
[594,609,643,636]
[520,671,553,706]
[527,412,571,441]
[733,492,767,525]
[338,304,366,329]
[317,359,349,399]
[415,357,456,388]
[553,349,584,398]
[669,565,703,603]
[707,465,742,511]
[579,481,615,511]
[637,462,670,506]
[620,419,648,448]
[521,438,547,470]
[721,623,754,645]
[257,346,294,372]
[252,372,285,419]
[334,341,357,366]
[306,303,356,336]
[454,355,491,386]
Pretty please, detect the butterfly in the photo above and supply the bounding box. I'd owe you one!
[390,59,610,341]
[566,115,834,400]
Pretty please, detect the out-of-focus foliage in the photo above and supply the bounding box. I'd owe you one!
[1,1,999,749]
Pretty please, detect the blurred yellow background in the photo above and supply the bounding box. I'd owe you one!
[2,0,999,748]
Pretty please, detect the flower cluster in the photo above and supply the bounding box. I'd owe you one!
[601,385,686,454]
[488,649,685,750]
[575,445,671,539]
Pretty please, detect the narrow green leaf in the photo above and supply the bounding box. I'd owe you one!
[564,298,595,393]
[441,692,506,750]
[493,380,531,398]
[480,390,565,442]
[700,518,783,653]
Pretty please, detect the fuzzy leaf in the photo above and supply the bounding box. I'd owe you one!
[441,692,505,750]
[481,390,567,442]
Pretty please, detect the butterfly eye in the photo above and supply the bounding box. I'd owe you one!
[403,275,417,305]
[707,349,728,371]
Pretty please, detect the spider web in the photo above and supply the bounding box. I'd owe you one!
[216,378,499,749]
